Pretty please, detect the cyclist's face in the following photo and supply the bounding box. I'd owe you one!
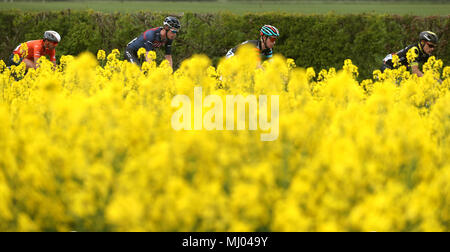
[424,42,436,54]
[167,29,177,40]
[45,40,58,50]
[265,36,277,49]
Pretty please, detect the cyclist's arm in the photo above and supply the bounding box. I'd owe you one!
[25,56,39,69]
[165,39,173,68]
[411,64,424,77]
[50,49,57,66]
[143,31,156,63]
[165,55,173,68]
[23,58,37,69]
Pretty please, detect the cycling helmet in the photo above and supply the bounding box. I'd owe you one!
[164,16,181,30]
[419,31,438,44]
[260,25,279,37]
[43,31,61,43]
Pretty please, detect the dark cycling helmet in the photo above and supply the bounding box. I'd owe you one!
[44,30,61,43]
[260,25,280,37]
[164,16,181,30]
[419,31,438,44]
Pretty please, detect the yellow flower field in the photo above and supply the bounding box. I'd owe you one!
[0,47,449,231]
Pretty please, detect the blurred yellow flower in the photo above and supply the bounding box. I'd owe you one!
[443,66,450,79]
[0,60,6,72]
[306,67,315,81]
[137,48,146,59]
[97,50,106,61]
[392,54,400,68]
[0,49,448,232]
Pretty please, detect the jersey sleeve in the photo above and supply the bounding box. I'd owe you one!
[49,49,56,63]
[165,39,173,55]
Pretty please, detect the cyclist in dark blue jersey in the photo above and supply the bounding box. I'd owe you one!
[125,16,180,69]
[226,25,280,63]
[381,31,439,77]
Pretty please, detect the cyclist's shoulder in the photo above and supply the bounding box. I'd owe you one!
[241,40,259,46]
[404,43,420,52]
[144,27,162,34]
[236,40,260,50]
[396,43,417,54]
[142,27,161,39]
[27,40,43,47]
[409,44,420,50]
[407,44,428,58]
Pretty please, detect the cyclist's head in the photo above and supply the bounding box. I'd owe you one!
[419,31,438,44]
[43,31,61,49]
[260,25,279,38]
[164,16,181,34]
[260,25,279,49]
[419,31,438,54]
[43,30,61,43]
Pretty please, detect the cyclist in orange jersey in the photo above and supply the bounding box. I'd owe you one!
[9,31,61,69]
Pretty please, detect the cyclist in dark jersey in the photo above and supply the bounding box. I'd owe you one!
[125,16,180,68]
[226,25,279,62]
[381,31,439,77]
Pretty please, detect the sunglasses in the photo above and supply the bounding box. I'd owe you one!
[170,29,178,34]
[427,43,436,48]
[268,37,277,42]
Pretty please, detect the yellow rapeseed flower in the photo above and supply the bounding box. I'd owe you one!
[147,50,157,61]
[97,50,106,61]
[407,47,418,65]
[392,54,400,68]
[13,54,20,64]
[443,66,450,79]
[20,42,28,58]
[286,58,296,70]
[137,48,147,59]
[0,60,6,72]
[0,49,449,232]
[306,67,316,81]
[343,59,359,78]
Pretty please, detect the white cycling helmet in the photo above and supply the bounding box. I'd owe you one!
[44,31,61,43]
[163,16,181,30]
